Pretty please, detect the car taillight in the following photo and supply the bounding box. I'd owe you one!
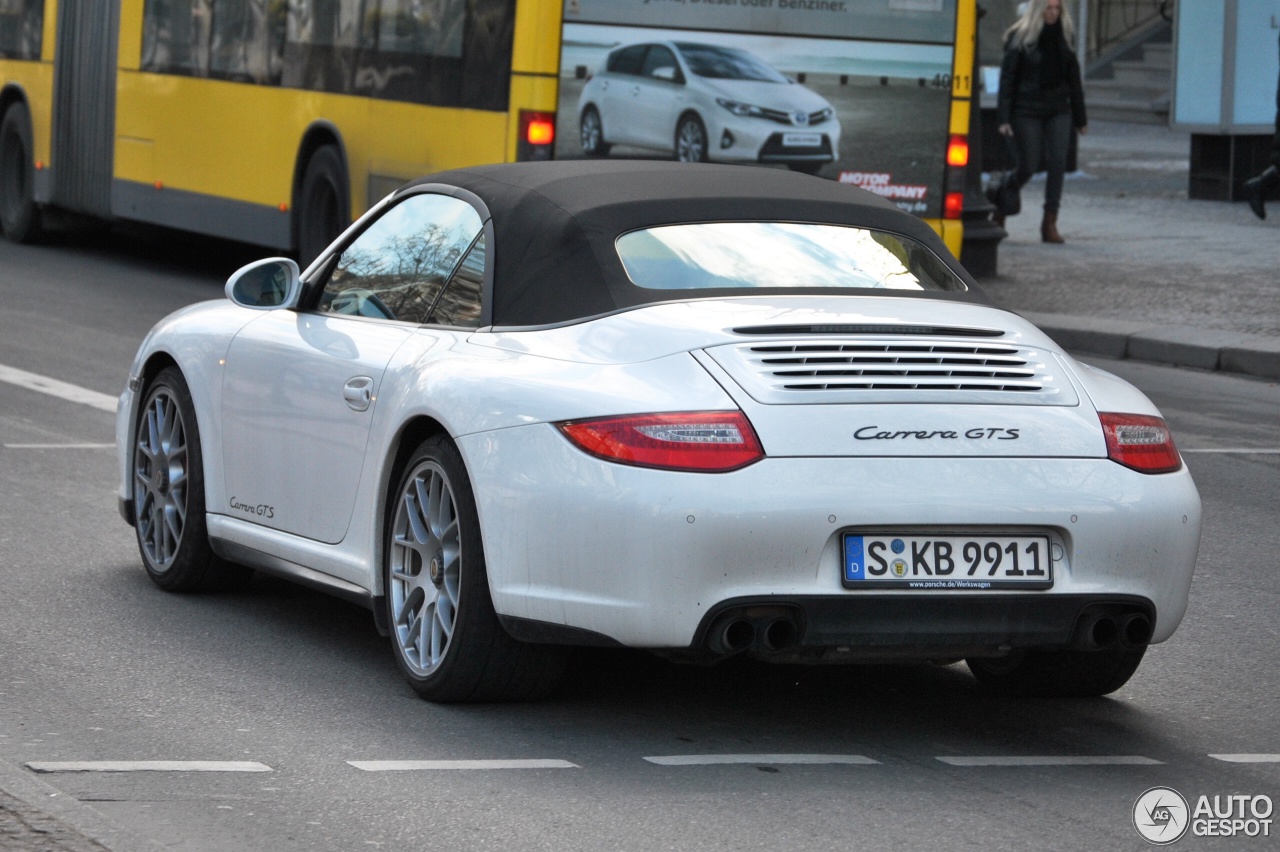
[516,110,555,161]
[1099,413,1182,474]
[557,411,764,472]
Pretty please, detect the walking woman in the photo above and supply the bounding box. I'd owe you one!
[996,0,1088,243]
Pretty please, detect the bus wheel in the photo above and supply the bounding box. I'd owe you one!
[296,145,347,267]
[0,102,43,243]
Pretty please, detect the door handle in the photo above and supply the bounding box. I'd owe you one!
[343,376,375,412]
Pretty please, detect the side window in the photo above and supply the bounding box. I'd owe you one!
[608,44,647,76]
[429,231,485,328]
[640,45,679,83]
[319,193,482,324]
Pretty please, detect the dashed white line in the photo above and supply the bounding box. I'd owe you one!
[25,761,272,773]
[3,443,115,449]
[347,759,579,771]
[644,754,878,766]
[1209,754,1280,763]
[0,364,118,412]
[1182,449,1280,454]
[936,756,1161,767]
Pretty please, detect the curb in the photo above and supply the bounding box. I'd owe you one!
[0,758,163,852]
[1024,312,1280,381]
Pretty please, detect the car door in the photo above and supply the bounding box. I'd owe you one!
[599,43,649,147]
[219,191,486,544]
[632,44,685,150]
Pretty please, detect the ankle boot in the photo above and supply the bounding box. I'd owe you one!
[1244,165,1278,220]
[1041,212,1064,244]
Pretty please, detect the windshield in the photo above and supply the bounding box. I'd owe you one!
[615,222,965,292]
[673,43,790,83]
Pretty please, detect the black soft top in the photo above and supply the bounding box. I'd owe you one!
[404,160,986,327]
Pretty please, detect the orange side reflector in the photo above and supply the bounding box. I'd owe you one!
[944,191,964,219]
[278,203,289,213]
[35,161,45,170]
[946,134,969,167]
[154,181,164,190]
[526,118,555,146]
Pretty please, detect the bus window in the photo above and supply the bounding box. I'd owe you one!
[0,0,43,59]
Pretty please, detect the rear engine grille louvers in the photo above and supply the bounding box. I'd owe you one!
[702,333,1074,405]
[751,341,1042,392]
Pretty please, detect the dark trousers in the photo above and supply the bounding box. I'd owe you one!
[1012,111,1073,215]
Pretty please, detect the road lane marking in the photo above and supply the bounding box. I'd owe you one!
[348,760,579,771]
[3,443,115,449]
[644,754,879,766]
[0,364,118,413]
[1209,754,1280,763]
[1181,449,1280,454]
[936,756,1161,766]
[25,761,272,773]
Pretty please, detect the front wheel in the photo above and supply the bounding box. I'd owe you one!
[385,435,567,702]
[674,114,708,163]
[0,102,43,243]
[966,645,1147,697]
[133,367,252,592]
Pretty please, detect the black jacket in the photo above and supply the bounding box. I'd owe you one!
[997,27,1087,128]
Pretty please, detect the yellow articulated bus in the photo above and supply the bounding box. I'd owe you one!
[0,0,973,261]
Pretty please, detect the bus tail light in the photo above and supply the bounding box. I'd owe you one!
[517,110,556,161]
[946,134,969,167]
[557,411,764,472]
[944,191,964,219]
[1099,413,1182,474]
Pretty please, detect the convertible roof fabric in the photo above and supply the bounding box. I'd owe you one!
[405,160,986,327]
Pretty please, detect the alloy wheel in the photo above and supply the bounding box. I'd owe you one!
[389,461,462,676]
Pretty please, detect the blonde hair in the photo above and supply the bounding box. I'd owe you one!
[1005,0,1076,51]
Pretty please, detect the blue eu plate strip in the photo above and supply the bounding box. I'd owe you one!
[844,535,864,582]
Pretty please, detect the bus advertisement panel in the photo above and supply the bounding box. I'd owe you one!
[557,0,959,219]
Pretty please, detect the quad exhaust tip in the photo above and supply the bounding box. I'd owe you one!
[1078,611,1152,651]
[708,610,802,656]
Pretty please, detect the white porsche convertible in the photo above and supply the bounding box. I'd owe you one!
[117,161,1200,702]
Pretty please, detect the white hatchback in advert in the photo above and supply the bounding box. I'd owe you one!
[577,41,842,173]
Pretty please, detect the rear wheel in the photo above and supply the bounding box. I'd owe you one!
[0,102,43,243]
[966,645,1147,697]
[579,106,611,157]
[296,145,347,267]
[133,367,253,592]
[385,435,567,702]
[674,114,708,163]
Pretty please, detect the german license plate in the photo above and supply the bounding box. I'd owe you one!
[842,533,1052,590]
[783,132,821,147]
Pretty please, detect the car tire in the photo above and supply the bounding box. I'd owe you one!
[579,106,611,157]
[966,645,1147,698]
[133,367,254,592]
[788,162,824,176]
[385,435,568,702]
[674,113,708,163]
[0,102,43,243]
[296,145,347,267]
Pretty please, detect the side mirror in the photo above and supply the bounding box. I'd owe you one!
[225,257,301,310]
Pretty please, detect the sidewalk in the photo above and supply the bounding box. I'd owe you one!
[977,120,1280,380]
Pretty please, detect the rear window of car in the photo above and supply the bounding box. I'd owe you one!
[615,222,967,292]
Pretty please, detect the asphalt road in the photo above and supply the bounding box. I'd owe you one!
[1,227,1278,851]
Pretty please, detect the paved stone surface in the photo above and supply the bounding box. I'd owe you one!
[977,120,1280,378]
[0,792,109,852]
